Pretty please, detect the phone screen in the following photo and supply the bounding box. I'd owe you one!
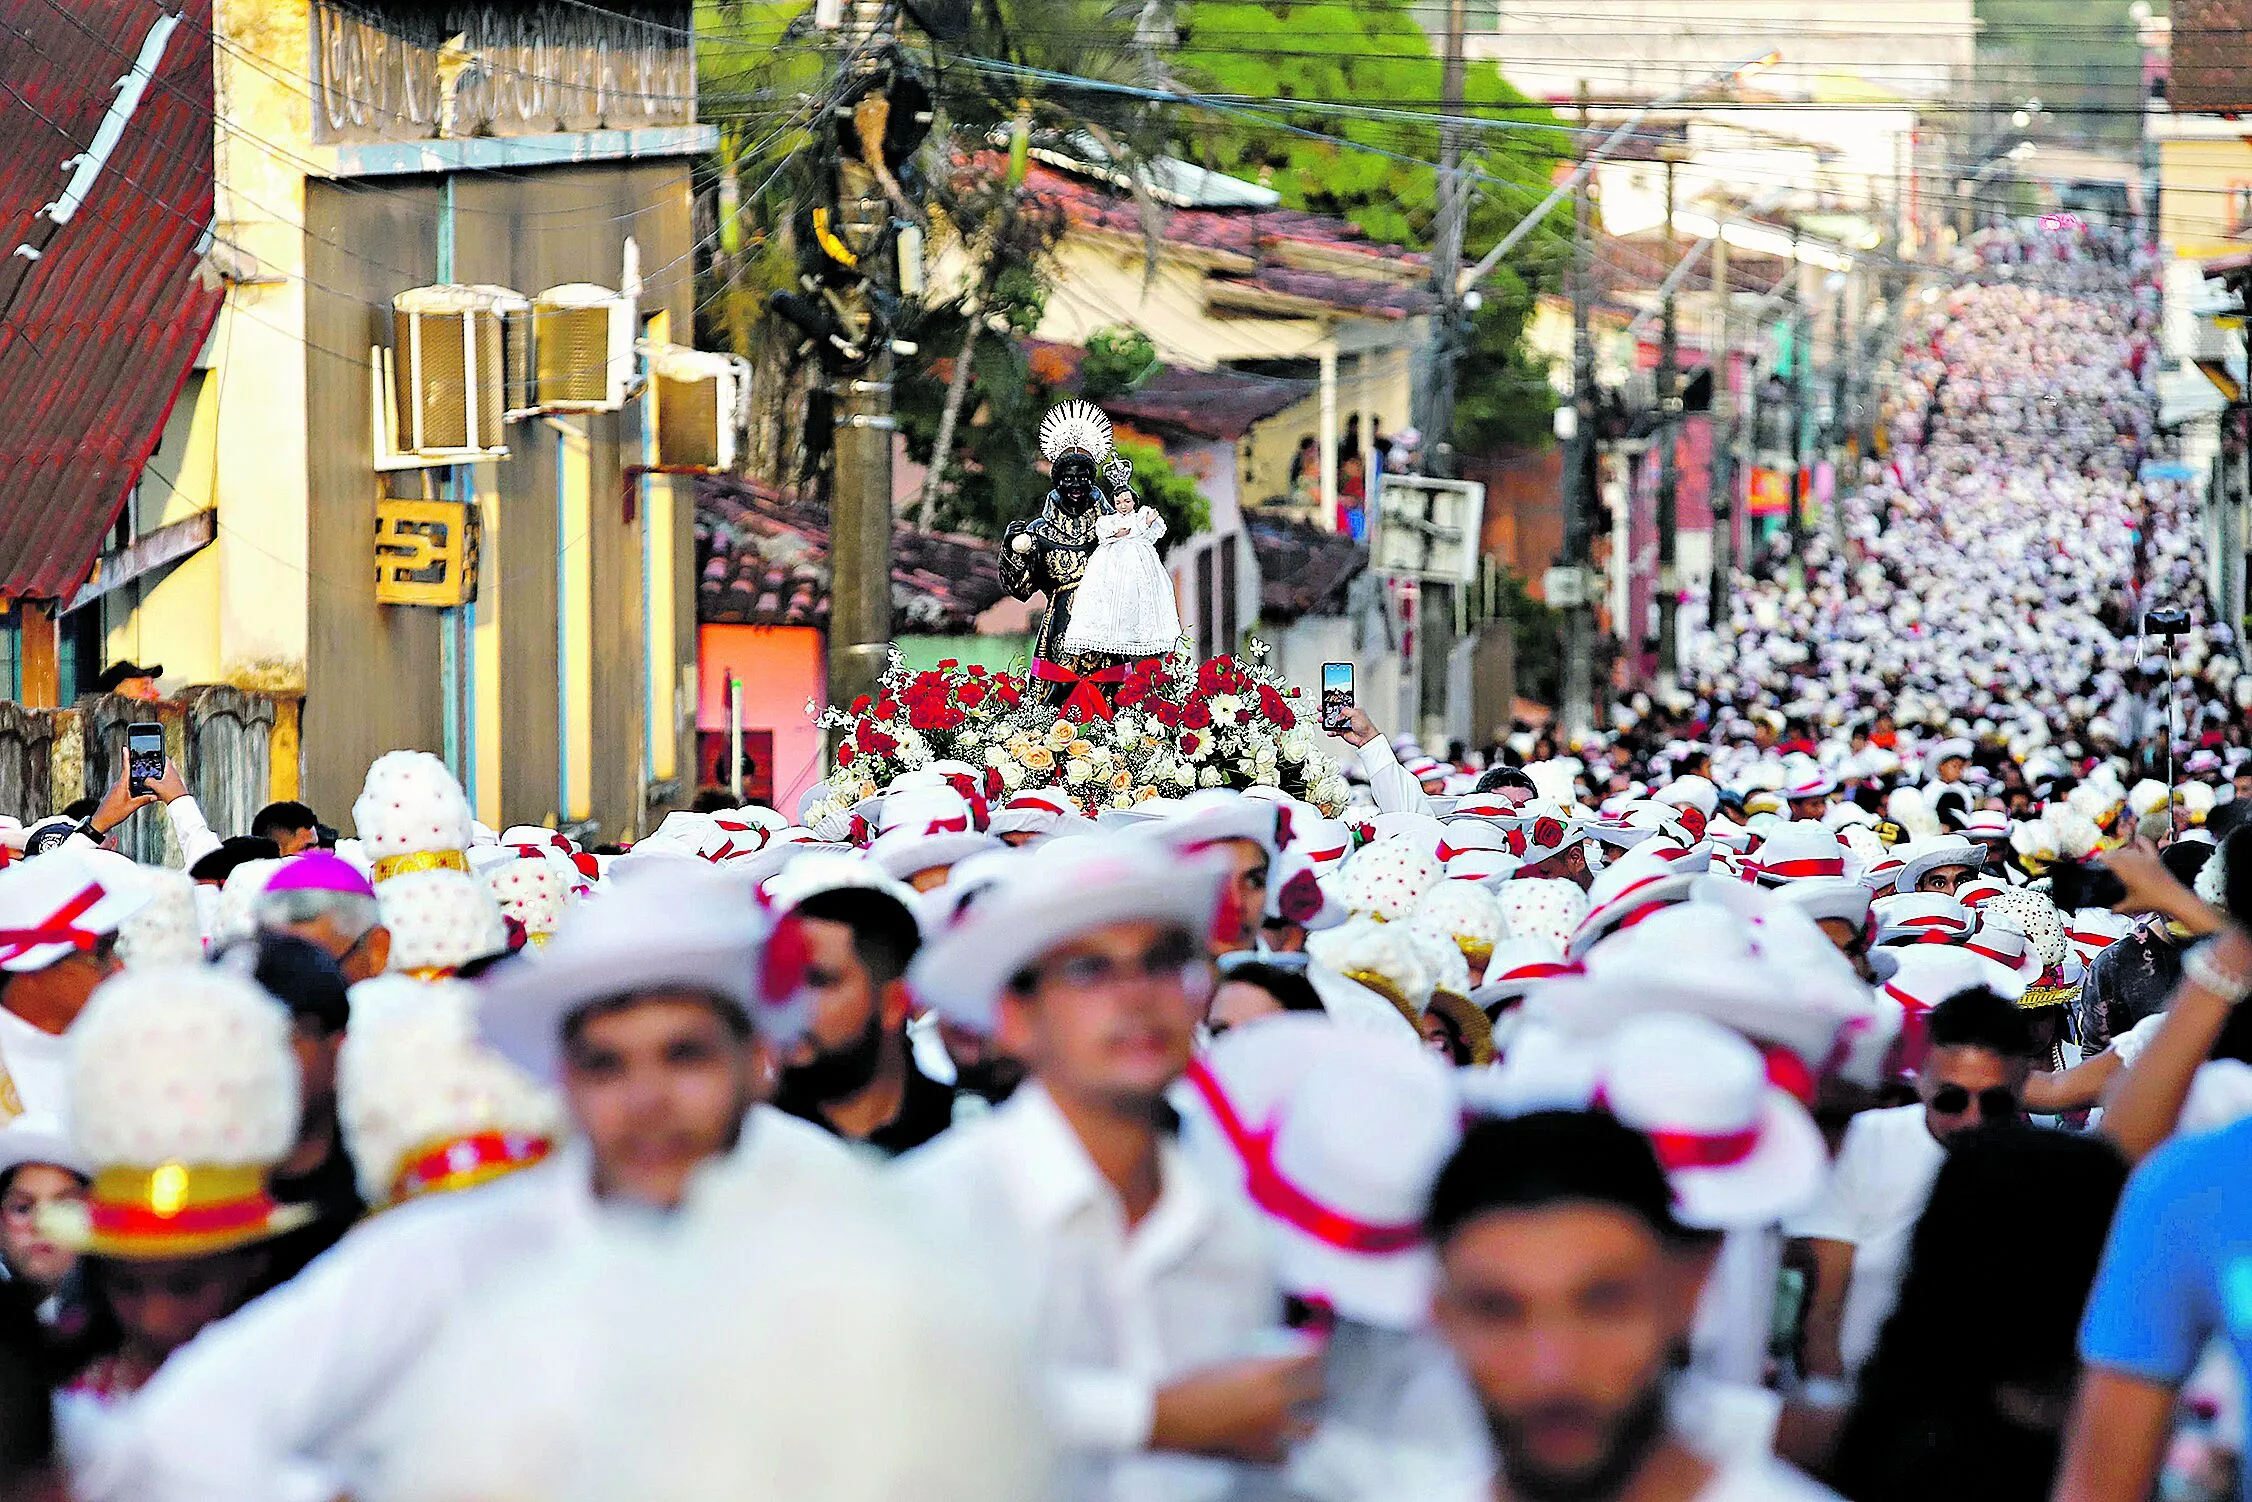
[1320,662,1354,734]
[126,724,166,794]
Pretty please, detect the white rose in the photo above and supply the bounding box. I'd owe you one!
[1253,766,1282,787]
[1090,744,1114,767]
[803,799,838,826]
[1279,731,1313,762]
[985,746,1010,769]
[1199,766,1224,788]
[1110,791,1134,810]
[1112,712,1139,742]
[998,760,1027,791]
[1314,776,1349,807]
[1065,757,1095,786]
[1168,761,1195,788]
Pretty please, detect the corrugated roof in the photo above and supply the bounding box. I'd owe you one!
[1018,339,1316,442]
[695,475,1009,634]
[0,0,222,600]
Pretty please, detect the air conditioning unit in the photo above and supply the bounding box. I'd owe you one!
[645,342,752,470]
[512,283,635,414]
[389,285,525,460]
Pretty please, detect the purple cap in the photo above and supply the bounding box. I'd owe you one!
[263,850,375,900]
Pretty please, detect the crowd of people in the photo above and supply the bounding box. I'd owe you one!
[0,217,2243,1502]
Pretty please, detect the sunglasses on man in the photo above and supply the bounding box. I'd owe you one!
[1928,1083,2019,1119]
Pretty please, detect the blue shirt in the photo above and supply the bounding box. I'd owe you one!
[2080,1115,2252,1396]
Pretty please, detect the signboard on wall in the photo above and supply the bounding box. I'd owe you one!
[309,1,695,145]
[374,497,480,606]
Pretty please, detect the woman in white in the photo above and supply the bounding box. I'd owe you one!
[1060,459,1181,659]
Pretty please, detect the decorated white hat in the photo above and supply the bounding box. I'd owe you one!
[1596,1013,1826,1229]
[1773,877,1872,930]
[0,848,154,974]
[986,789,1092,843]
[1893,836,1986,894]
[2065,907,2135,966]
[908,837,1227,1035]
[1267,840,1347,932]
[867,824,1006,885]
[760,851,922,926]
[1329,835,1443,923]
[484,858,574,945]
[1754,823,1853,885]
[1177,1016,1459,1328]
[1305,915,1434,1028]
[380,869,509,978]
[57,964,308,1257]
[338,976,564,1207]
[1958,918,2047,989]
[353,750,476,878]
[114,866,205,969]
[476,862,810,1081]
[1410,880,1507,969]
[1496,878,1591,951]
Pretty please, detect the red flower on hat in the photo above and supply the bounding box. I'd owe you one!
[1277,868,1324,924]
[760,914,812,1010]
[1676,807,1708,840]
[1532,816,1565,852]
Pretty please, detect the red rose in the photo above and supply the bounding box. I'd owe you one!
[996,683,1022,707]
[984,767,1004,799]
[957,681,987,708]
[856,721,880,752]
[852,695,873,715]
[1182,701,1212,731]
[939,658,959,670]
[1180,730,1203,755]
[875,697,899,720]
[837,742,857,766]
[1234,709,1251,725]
[1257,685,1296,728]
[967,664,987,678]
[865,729,899,756]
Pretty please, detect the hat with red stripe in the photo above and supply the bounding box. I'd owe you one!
[1773,877,1873,929]
[1267,842,1347,932]
[1152,790,1287,863]
[1893,836,1986,895]
[1596,1013,1826,1229]
[2066,908,2135,966]
[1567,843,1709,961]
[1872,891,1973,946]
[1432,818,1519,866]
[1177,1015,1459,1328]
[1443,848,1524,888]
[0,849,153,974]
[1281,813,1355,875]
[1513,804,1590,866]
[1469,937,1576,1018]
[1752,824,1853,886]
[1784,773,1837,804]
[987,789,1094,843]
[50,965,311,1259]
[1958,919,2045,988]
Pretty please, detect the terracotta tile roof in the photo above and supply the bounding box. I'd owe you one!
[0,0,223,599]
[695,475,1008,633]
[1022,339,1315,442]
[1019,162,1439,320]
[1247,510,1367,620]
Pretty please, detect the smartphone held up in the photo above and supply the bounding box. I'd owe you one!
[1320,662,1354,735]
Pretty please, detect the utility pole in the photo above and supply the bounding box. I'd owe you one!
[1421,0,1470,480]
[1785,232,1807,570]
[1560,81,1595,737]
[824,16,903,722]
[1707,220,1732,644]
[1655,153,1681,685]
[1829,270,1851,562]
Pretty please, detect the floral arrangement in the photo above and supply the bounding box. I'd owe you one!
[806,645,1351,820]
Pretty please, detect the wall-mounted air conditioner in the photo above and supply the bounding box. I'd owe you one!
[387,285,525,462]
[644,342,753,471]
[508,283,636,415]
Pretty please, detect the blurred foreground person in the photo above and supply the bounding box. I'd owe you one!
[361,1135,1048,1502]
[1424,1111,1840,1502]
[79,865,846,1502]
[901,837,1312,1501]
[1830,1127,2126,1502]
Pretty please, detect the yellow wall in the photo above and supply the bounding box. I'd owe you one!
[2161,134,2252,261]
[1235,346,1416,508]
[109,369,224,687]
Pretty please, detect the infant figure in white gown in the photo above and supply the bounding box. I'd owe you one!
[1060,465,1181,658]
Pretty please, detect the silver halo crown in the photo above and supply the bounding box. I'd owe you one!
[1039,399,1114,467]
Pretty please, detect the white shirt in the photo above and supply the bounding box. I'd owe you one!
[1404,1434,1839,1502]
[1691,1228,1786,1388]
[896,1081,1281,1502]
[1351,739,1435,817]
[0,1004,70,1122]
[77,1106,851,1502]
[1788,1103,1946,1378]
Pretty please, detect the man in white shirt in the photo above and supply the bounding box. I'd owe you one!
[1424,1110,1841,1502]
[79,862,855,1502]
[1792,986,2038,1388]
[900,834,1318,1502]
